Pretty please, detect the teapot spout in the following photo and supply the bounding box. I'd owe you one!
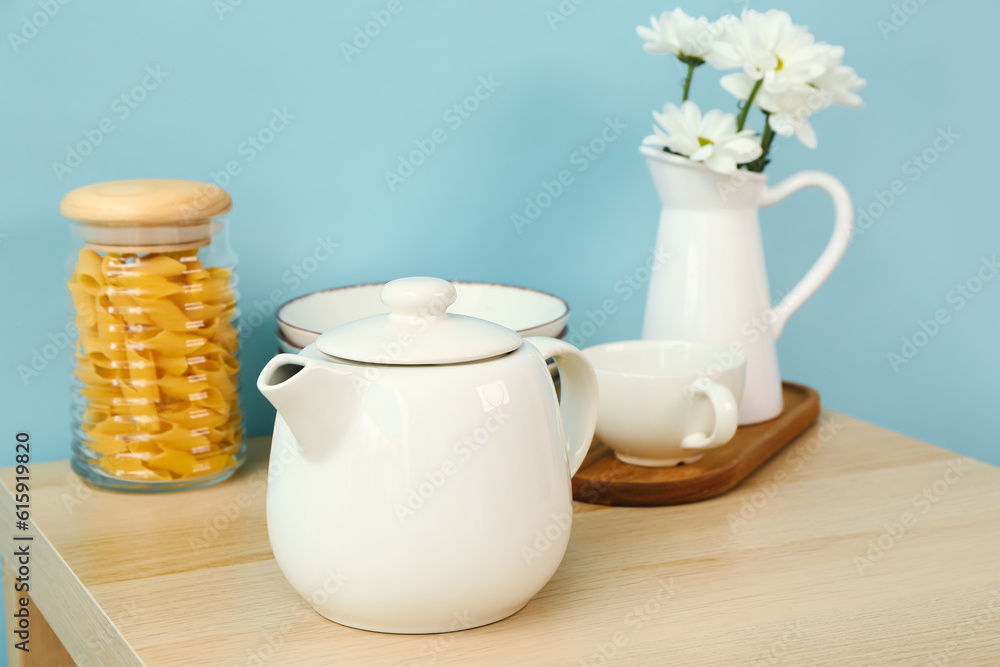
[257,353,356,461]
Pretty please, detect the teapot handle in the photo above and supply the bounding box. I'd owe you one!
[525,337,598,477]
[760,171,854,339]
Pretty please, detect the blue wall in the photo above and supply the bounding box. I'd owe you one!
[2,0,998,483]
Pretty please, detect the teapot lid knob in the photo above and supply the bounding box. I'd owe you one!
[381,277,457,318]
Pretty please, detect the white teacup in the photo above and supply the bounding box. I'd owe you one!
[583,340,747,467]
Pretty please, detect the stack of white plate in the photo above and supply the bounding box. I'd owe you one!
[276,281,570,353]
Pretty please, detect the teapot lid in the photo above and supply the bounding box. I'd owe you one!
[316,277,522,365]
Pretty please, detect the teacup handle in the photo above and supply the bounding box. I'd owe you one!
[760,170,854,340]
[525,337,598,476]
[680,382,739,450]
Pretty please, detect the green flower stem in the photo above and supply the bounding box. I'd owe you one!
[682,62,695,102]
[745,111,775,173]
[760,116,774,152]
[735,78,764,132]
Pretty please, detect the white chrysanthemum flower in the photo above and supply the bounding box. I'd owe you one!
[715,8,827,146]
[713,9,826,87]
[764,89,823,149]
[718,36,866,149]
[811,43,866,109]
[644,101,763,174]
[760,46,864,148]
[636,9,721,63]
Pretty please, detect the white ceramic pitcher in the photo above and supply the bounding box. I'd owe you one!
[640,147,853,425]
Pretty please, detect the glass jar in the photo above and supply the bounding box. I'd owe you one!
[61,179,246,492]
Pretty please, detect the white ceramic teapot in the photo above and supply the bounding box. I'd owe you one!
[257,277,598,634]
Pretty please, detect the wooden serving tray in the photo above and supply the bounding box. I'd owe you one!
[572,382,820,507]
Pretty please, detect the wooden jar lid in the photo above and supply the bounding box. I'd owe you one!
[61,179,232,225]
[61,179,232,253]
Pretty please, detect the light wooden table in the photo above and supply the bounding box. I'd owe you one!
[2,410,999,666]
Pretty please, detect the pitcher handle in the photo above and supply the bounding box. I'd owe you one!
[525,337,598,477]
[759,171,854,339]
